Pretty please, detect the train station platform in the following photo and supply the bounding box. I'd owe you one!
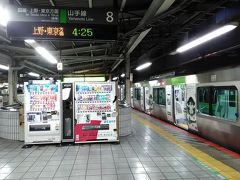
[0,109,240,180]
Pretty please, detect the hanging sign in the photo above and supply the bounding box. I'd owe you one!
[7,6,118,41]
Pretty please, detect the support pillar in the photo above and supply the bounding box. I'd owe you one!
[8,61,18,105]
[119,53,132,136]
[13,70,18,102]
[125,53,131,105]
[108,74,112,81]
[8,66,14,105]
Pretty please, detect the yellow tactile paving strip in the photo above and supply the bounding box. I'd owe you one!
[133,113,240,180]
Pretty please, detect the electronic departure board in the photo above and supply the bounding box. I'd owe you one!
[6,6,118,41]
[7,22,117,41]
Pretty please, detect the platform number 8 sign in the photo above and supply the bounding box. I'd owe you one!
[106,11,114,23]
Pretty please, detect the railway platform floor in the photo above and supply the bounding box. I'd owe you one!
[0,109,240,180]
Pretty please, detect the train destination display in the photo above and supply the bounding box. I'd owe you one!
[7,22,117,41]
[7,6,118,41]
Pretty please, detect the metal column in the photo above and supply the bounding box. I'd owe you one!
[8,66,18,105]
[8,67,14,105]
[125,54,131,105]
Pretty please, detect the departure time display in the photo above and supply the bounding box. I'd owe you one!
[72,28,93,37]
[7,21,117,41]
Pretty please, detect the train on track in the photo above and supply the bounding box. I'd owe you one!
[131,66,240,152]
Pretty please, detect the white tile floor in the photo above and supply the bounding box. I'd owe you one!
[0,110,227,180]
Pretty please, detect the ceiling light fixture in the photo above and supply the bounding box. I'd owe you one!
[136,62,152,71]
[112,77,118,81]
[35,47,57,64]
[0,64,9,70]
[24,40,58,65]
[176,24,238,53]
[120,73,125,77]
[24,39,36,45]
[28,72,40,77]
[0,6,10,27]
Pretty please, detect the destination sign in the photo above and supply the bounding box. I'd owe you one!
[8,6,59,22]
[7,21,117,41]
[8,6,117,25]
[150,71,175,80]
[7,6,118,41]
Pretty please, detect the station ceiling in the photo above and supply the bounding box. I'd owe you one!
[0,0,240,82]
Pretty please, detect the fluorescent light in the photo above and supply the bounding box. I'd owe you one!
[0,64,9,70]
[0,6,10,27]
[112,77,118,81]
[136,62,152,71]
[63,77,105,82]
[176,24,238,53]
[57,62,63,71]
[25,39,36,44]
[121,73,125,77]
[35,47,57,64]
[25,41,57,65]
[28,72,40,77]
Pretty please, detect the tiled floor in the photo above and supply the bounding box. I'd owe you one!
[0,110,239,180]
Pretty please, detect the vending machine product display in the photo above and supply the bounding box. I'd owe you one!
[74,82,119,143]
[24,80,61,144]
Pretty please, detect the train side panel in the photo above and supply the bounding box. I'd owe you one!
[151,104,168,120]
[197,115,240,152]
[196,81,240,152]
[133,99,142,111]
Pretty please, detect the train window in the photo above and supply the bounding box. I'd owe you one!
[211,89,217,116]
[197,87,210,114]
[153,88,166,105]
[212,86,237,122]
[198,86,238,122]
[158,88,166,105]
[229,90,236,107]
[153,88,159,104]
[137,89,141,100]
[134,88,141,100]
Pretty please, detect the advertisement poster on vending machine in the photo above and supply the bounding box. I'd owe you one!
[74,82,119,143]
[24,80,61,144]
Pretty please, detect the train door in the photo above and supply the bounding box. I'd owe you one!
[186,84,198,132]
[166,85,174,122]
[174,84,188,130]
[140,87,145,111]
[144,87,150,113]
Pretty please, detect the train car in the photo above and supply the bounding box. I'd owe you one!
[132,66,240,152]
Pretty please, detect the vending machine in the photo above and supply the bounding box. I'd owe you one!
[74,82,119,143]
[62,83,74,142]
[24,80,61,144]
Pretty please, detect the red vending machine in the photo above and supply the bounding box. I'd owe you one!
[74,82,119,143]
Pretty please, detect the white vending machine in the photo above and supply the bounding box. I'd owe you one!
[74,82,119,143]
[24,80,61,144]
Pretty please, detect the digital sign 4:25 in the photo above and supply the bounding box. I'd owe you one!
[72,28,93,37]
